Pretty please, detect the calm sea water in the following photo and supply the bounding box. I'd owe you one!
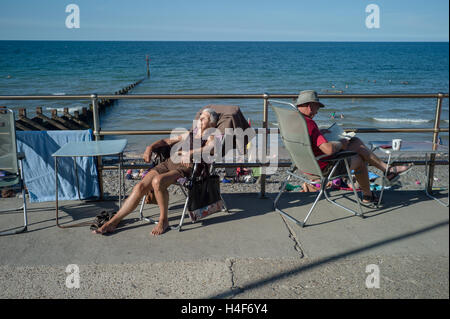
[0,41,448,153]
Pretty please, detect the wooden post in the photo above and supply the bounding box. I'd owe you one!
[51,109,79,130]
[146,55,150,78]
[64,107,89,128]
[36,107,68,130]
[18,108,47,131]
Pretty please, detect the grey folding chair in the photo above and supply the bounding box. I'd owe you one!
[0,107,28,235]
[138,104,252,231]
[269,100,364,227]
[138,104,254,231]
[138,160,191,232]
[138,161,229,232]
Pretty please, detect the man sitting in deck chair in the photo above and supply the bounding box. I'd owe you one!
[93,108,219,236]
[295,90,412,205]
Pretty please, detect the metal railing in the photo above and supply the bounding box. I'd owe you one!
[1,92,448,197]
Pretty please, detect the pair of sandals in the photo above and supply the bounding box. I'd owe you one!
[362,164,414,207]
[90,210,117,231]
[362,191,380,207]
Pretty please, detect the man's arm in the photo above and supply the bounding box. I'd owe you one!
[319,139,349,156]
[143,133,186,163]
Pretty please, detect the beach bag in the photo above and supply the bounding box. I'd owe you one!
[187,174,223,222]
[188,200,224,223]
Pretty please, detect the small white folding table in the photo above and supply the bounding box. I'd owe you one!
[369,141,448,207]
[52,139,127,228]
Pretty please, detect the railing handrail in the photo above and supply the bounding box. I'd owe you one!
[0,92,448,100]
[98,128,449,136]
[1,92,448,197]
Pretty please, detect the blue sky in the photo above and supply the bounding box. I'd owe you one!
[0,0,448,41]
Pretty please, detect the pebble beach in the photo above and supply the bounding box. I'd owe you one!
[101,152,449,201]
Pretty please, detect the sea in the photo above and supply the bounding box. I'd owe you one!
[0,41,448,154]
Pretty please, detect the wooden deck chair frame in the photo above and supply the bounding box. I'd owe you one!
[0,108,28,235]
[269,100,365,227]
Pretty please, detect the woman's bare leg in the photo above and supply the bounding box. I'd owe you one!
[93,170,159,234]
[150,170,182,236]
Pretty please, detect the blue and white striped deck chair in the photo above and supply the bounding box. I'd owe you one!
[269,100,364,227]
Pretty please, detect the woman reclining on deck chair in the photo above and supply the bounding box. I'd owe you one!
[93,108,219,236]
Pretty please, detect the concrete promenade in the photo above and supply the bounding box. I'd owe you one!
[0,188,448,299]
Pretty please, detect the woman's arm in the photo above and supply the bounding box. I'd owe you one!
[143,133,187,163]
[179,134,216,165]
[192,135,216,157]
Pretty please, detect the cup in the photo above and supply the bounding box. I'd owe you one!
[392,139,402,151]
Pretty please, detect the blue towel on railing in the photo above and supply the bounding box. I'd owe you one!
[16,130,100,203]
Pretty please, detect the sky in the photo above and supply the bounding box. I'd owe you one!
[0,0,448,41]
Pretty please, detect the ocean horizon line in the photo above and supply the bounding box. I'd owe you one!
[1,40,447,147]
[0,39,448,44]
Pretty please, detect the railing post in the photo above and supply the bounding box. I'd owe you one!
[426,93,444,193]
[259,93,269,198]
[91,93,104,198]
[146,55,151,78]
[91,93,100,141]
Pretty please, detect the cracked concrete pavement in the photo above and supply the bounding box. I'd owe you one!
[0,190,448,298]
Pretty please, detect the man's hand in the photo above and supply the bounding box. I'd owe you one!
[143,146,153,163]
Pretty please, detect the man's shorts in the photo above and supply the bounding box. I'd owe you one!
[152,158,193,178]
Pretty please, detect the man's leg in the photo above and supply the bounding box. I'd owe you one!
[347,137,410,175]
[151,170,183,236]
[93,169,160,234]
[349,155,372,199]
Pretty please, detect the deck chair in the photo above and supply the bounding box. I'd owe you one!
[0,107,28,235]
[138,152,230,232]
[138,104,251,231]
[269,100,364,227]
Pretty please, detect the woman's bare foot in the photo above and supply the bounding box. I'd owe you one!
[151,220,169,236]
[92,221,118,235]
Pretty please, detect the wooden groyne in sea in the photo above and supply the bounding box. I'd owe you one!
[13,78,144,131]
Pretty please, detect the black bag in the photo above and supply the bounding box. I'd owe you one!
[187,174,221,212]
[151,145,171,167]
